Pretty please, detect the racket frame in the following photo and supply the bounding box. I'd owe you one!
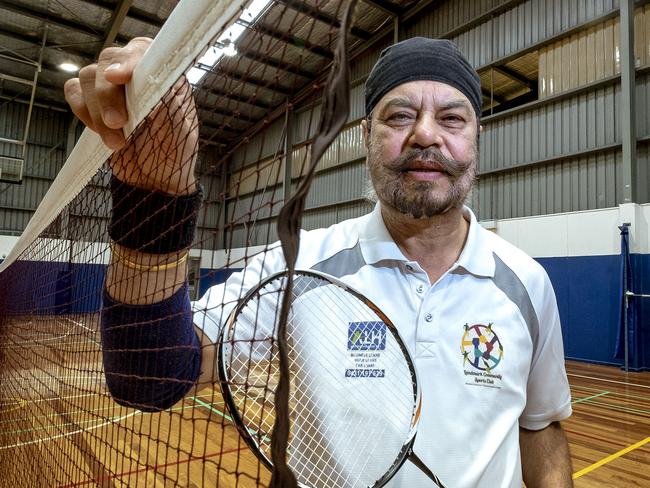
[217,269,423,488]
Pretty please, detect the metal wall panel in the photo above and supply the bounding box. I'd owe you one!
[474,148,622,220]
[638,142,650,204]
[637,71,650,138]
[349,83,365,121]
[480,84,621,170]
[444,0,617,69]
[228,218,278,248]
[0,103,67,147]
[226,188,281,224]
[305,161,368,209]
[230,117,287,170]
[293,104,323,142]
[404,0,502,40]
[0,209,31,234]
[302,200,374,231]
[0,177,50,212]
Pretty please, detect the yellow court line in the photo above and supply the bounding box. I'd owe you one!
[573,435,650,479]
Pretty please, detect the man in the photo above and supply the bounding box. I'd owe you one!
[65,36,573,487]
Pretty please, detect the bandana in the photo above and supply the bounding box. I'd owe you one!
[365,37,482,120]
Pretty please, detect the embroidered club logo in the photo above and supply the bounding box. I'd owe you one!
[461,323,503,373]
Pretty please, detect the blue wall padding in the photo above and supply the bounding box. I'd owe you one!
[1,257,647,369]
[0,260,106,315]
[198,268,239,297]
[629,254,650,371]
[537,255,622,366]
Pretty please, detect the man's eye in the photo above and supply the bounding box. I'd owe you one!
[387,113,415,123]
[443,115,465,124]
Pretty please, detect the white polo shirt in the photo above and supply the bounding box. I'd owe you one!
[193,204,572,488]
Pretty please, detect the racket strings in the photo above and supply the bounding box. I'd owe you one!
[223,272,419,487]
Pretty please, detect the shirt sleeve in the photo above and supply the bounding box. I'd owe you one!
[191,243,286,343]
[519,268,573,430]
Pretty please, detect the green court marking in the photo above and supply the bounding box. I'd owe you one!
[571,384,650,401]
[572,391,610,405]
[190,397,271,443]
[575,399,650,416]
[0,399,208,437]
[190,396,233,422]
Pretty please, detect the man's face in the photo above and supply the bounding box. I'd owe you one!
[364,80,479,219]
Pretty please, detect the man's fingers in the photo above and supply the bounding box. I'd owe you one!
[77,64,126,150]
[100,37,153,85]
[64,78,95,131]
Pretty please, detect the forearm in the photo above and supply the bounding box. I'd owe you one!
[101,177,204,410]
[106,244,188,304]
[520,422,573,488]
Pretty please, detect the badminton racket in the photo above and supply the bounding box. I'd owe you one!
[218,269,447,488]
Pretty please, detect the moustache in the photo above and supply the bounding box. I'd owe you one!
[390,147,473,178]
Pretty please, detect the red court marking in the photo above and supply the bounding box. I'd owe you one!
[57,446,246,487]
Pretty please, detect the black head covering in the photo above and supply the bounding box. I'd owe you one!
[365,37,482,120]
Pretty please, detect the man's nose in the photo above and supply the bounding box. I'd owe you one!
[409,114,444,148]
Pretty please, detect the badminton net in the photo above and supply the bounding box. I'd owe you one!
[0,0,362,486]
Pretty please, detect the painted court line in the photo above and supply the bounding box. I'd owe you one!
[567,373,650,390]
[573,435,650,479]
[572,391,610,405]
[0,410,142,450]
[56,446,247,487]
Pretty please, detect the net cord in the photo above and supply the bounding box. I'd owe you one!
[0,0,249,274]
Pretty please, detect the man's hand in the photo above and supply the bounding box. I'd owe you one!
[520,422,573,487]
[64,36,199,195]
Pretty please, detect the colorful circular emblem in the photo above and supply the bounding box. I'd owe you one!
[461,323,503,373]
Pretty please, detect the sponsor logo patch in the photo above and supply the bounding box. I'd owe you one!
[346,321,386,378]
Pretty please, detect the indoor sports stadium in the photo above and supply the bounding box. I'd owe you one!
[0,0,648,487]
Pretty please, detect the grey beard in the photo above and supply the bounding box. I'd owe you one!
[368,146,477,218]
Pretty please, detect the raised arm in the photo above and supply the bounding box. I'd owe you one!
[65,38,205,411]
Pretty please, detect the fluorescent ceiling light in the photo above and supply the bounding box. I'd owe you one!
[243,0,272,21]
[186,67,207,85]
[59,62,79,73]
[188,0,271,86]
[222,42,238,57]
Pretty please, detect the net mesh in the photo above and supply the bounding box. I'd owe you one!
[0,0,361,486]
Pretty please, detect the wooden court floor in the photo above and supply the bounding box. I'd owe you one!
[2,335,649,487]
[564,360,650,487]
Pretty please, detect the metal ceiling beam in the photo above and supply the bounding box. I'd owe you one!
[277,0,373,40]
[194,84,272,110]
[0,73,34,86]
[217,66,293,96]
[481,88,505,105]
[0,26,95,61]
[0,92,68,112]
[493,66,533,89]
[237,46,314,79]
[0,0,131,46]
[361,0,402,16]
[76,0,165,28]
[2,0,101,39]
[196,104,255,124]
[253,22,334,60]
[100,0,134,51]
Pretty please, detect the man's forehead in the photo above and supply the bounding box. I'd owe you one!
[377,80,473,111]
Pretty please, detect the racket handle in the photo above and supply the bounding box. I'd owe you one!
[407,449,448,488]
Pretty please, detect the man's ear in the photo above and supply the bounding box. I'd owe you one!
[361,118,370,150]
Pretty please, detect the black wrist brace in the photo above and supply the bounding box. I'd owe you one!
[109,176,203,254]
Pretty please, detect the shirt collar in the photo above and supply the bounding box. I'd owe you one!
[455,206,495,278]
[358,203,495,277]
